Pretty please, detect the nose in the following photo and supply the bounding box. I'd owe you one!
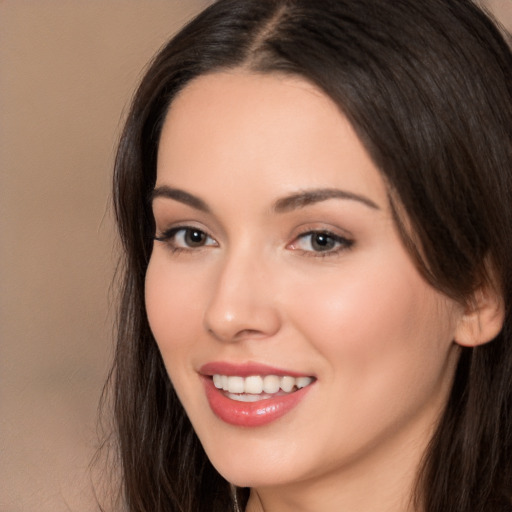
[203,250,281,343]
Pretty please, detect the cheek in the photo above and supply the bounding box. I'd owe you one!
[286,255,458,400]
[145,254,204,359]
[144,253,213,420]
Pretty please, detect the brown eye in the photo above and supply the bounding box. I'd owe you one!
[154,227,217,250]
[310,232,337,251]
[290,230,354,255]
[184,229,208,247]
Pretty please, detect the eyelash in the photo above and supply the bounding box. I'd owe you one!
[154,226,218,254]
[289,230,354,257]
[153,226,354,257]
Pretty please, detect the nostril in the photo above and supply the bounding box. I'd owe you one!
[234,328,267,339]
[207,327,268,342]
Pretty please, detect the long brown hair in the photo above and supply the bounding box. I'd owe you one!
[106,1,512,510]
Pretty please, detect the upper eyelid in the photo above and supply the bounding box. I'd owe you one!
[154,220,212,235]
[154,227,218,251]
[152,209,225,239]
[291,222,354,240]
[155,225,215,239]
[290,225,354,244]
[292,230,353,246]
[297,229,350,240]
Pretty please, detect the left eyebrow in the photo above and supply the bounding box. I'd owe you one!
[272,188,380,213]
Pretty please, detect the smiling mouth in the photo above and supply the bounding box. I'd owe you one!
[212,374,314,402]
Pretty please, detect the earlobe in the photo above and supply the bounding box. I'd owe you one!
[454,286,505,348]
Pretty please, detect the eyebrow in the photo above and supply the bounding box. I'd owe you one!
[151,185,210,212]
[150,185,380,213]
[273,188,380,212]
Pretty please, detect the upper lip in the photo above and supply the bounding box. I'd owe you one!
[199,361,314,378]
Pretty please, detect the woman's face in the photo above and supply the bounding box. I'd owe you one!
[146,72,463,494]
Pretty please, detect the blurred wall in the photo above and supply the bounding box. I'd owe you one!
[0,1,510,512]
[487,0,512,30]
[486,0,512,33]
[0,2,209,511]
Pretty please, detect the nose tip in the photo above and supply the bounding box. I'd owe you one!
[205,309,280,343]
[203,263,281,343]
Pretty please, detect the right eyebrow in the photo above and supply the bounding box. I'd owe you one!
[151,185,210,213]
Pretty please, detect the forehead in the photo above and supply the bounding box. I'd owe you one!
[156,71,388,208]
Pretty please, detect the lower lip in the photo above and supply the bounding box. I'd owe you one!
[202,377,313,427]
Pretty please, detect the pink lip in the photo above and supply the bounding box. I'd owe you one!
[199,362,315,427]
[199,361,311,378]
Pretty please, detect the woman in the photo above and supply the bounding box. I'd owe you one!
[107,0,512,510]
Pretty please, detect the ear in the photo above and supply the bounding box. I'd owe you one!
[454,284,505,347]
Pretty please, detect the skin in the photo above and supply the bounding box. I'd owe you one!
[145,71,466,512]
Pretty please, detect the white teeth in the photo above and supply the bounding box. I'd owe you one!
[212,374,222,389]
[280,375,295,392]
[244,375,263,394]
[227,376,245,394]
[212,374,314,394]
[296,377,313,389]
[263,375,280,394]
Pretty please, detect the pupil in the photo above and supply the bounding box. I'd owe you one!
[186,229,205,246]
[312,233,335,251]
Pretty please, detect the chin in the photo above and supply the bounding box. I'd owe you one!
[214,461,296,489]
[199,433,312,489]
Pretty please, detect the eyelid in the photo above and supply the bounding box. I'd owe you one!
[287,228,354,256]
[153,218,212,239]
[154,225,218,252]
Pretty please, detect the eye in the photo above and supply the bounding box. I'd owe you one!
[289,230,353,254]
[154,227,218,251]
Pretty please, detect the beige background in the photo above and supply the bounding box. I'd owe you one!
[0,1,510,512]
[0,2,210,511]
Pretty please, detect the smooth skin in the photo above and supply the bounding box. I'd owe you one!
[145,72,502,512]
